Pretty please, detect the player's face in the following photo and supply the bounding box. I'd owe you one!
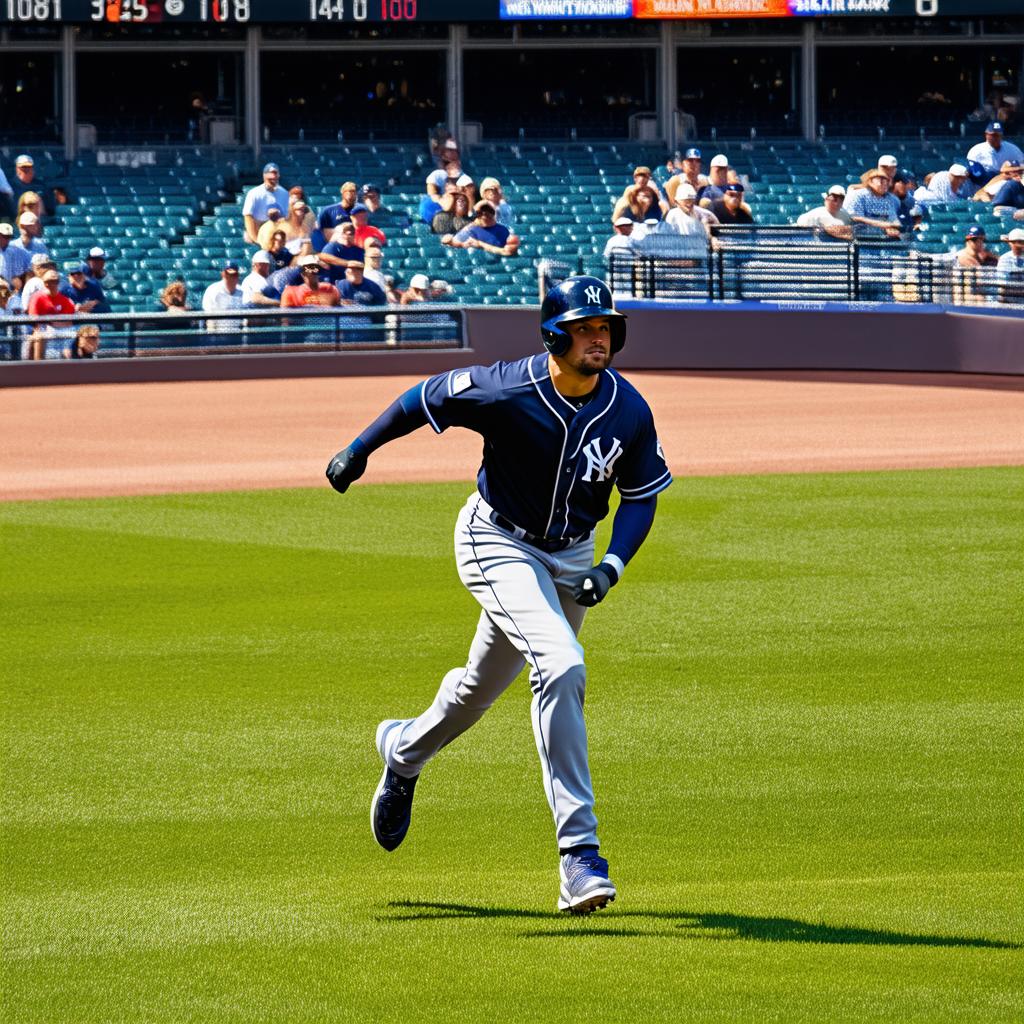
[564,317,613,375]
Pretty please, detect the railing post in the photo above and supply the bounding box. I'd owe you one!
[852,242,861,302]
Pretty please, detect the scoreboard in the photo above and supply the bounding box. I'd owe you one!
[2,0,1021,21]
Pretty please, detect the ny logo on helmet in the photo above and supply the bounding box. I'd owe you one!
[581,436,623,483]
[584,285,603,305]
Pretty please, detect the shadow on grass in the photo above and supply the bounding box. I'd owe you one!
[383,902,1018,950]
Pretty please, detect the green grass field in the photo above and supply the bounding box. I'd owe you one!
[2,466,1022,1023]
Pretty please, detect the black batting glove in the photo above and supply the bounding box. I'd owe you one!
[325,444,368,494]
[573,563,619,607]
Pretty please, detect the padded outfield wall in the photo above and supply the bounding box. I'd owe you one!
[1,303,1022,387]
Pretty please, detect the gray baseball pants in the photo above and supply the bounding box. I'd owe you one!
[384,492,600,851]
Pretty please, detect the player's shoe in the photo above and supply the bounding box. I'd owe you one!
[557,849,617,915]
[371,719,418,852]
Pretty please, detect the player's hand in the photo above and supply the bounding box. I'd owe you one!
[325,444,367,494]
[572,564,618,607]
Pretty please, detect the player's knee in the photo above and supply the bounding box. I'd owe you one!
[543,653,586,699]
[448,667,499,711]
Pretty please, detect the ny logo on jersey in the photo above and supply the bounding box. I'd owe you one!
[581,436,623,483]
[584,285,603,305]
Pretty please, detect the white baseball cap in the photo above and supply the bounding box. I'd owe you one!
[613,215,634,226]
[15,154,33,167]
[18,211,38,225]
[710,154,729,168]
[252,250,272,265]
[1006,228,1024,242]
[456,174,473,187]
[675,183,698,200]
[88,247,107,258]
[0,222,12,236]
[409,273,430,290]
[824,184,847,197]
[298,254,321,268]
[948,163,968,177]
[878,154,898,167]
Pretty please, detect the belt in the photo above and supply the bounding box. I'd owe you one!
[478,498,590,553]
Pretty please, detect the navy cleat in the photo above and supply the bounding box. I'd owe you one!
[557,849,617,915]
[371,719,418,852]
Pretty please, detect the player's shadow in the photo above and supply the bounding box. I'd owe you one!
[383,902,1017,949]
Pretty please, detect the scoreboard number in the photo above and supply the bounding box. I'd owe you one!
[6,0,63,19]
[309,0,368,19]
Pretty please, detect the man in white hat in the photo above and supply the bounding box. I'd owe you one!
[603,216,636,261]
[11,212,48,258]
[400,273,432,305]
[996,227,1024,303]
[797,185,853,239]
[242,249,278,306]
[913,164,972,210]
[0,220,32,284]
[666,182,718,241]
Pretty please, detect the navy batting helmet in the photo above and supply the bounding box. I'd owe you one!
[540,275,626,356]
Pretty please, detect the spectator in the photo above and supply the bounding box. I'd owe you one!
[16,192,45,237]
[358,182,404,229]
[426,158,461,205]
[0,221,32,285]
[846,169,902,238]
[612,184,664,224]
[997,227,1024,302]
[603,216,637,260]
[478,178,514,227]
[11,155,48,215]
[710,183,754,226]
[317,181,360,244]
[11,213,48,258]
[201,260,244,333]
[22,254,57,308]
[665,147,707,206]
[337,261,387,307]
[85,248,115,291]
[361,240,399,303]
[319,222,365,281]
[282,201,312,255]
[160,280,189,314]
[66,324,101,360]
[281,255,341,307]
[697,154,731,204]
[26,268,75,359]
[242,250,278,306]
[456,173,477,208]
[0,276,13,317]
[967,121,1024,178]
[957,226,998,268]
[255,206,285,250]
[266,230,291,271]
[444,201,520,256]
[60,261,110,313]
[619,166,665,210]
[0,166,13,220]
[991,162,1024,217]
[797,184,853,239]
[666,183,719,241]
[400,273,432,305]
[890,170,923,232]
[431,192,472,235]
[288,186,317,236]
[915,163,972,209]
[243,163,289,244]
[350,204,386,248]
[261,262,302,303]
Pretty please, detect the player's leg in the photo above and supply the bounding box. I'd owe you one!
[385,607,525,778]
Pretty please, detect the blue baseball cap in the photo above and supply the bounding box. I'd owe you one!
[262,162,279,174]
[360,183,380,196]
[723,182,745,193]
[985,121,1004,134]
[350,203,369,216]
[965,226,986,239]
[222,260,240,272]
[892,168,917,185]
[684,147,701,159]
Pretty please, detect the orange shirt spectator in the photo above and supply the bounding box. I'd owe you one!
[281,257,340,306]
[351,205,386,248]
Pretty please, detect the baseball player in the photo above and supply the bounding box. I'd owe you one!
[326,276,672,914]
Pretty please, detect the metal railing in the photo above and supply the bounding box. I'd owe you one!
[0,304,467,361]
[607,226,1024,310]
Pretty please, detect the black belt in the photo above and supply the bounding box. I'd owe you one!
[488,510,589,553]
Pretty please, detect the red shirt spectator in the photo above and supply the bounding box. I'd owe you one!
[281,259,341,306]
[28,288,75,318]
[350,204,386,248]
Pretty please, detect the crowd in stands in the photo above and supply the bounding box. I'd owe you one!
[602,121,1024,301]
[5,120,1024,358]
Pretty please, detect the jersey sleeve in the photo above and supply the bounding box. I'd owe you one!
[420,365,494,434]
[615,404,672,502]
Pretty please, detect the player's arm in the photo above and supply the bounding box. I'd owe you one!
[325,383,429,493]
[573,496,658,607]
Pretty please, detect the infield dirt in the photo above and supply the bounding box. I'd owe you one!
[2,370,1022,501]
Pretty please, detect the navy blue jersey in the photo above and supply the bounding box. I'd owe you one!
[337,277,386,306]
[421,353,672,540]
[318,202,356,231]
